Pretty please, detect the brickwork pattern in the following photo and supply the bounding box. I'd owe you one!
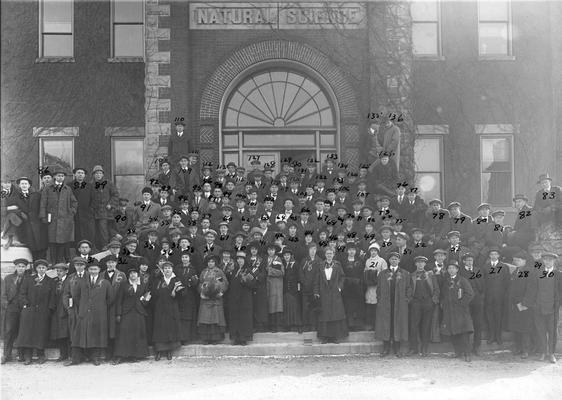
[145,0,172,179]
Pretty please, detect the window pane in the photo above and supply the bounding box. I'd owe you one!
[415,172,441,202]
[42,139,73,171]
[413,23,438,55]
[481,137,511,171]
[479,1,508,21]
[479,23,509,55]
[411,1,438,21]
[320,134,335,147]
[414,138,441,171]
[43,34,73,57]
[114,0,143,23]
[115,175,145,203]
[481,172,511,205]
[223,152,239,168]
[223,134,238,148]
[114,140,144,174]
[43,0,72,32]
[114,24,144,57]
[244,133,315,147]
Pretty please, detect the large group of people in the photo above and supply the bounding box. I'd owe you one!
[1,121,562,366]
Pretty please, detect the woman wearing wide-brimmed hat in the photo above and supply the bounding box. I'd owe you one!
[197,255,229,344]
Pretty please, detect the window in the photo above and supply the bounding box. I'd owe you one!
[414,136,443,201]
[112,0,144,58]
[40,138,74,172]
[480,136,513,206]
[478,0,512,57]
[411,1,441,57]
[40,0,73,57]
[112,138,145,202]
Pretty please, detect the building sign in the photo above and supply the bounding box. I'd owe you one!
[189,2,366,29]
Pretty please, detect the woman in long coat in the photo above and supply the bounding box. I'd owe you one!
[227,252,257,345]
[342,244,365,331]
[314,248,348,343]
[174,253,199,344]
[248,241,267,332]
[7,177,48,259]
[15,259,55,364]
[265,244,284,332]
[138,257,155,344]
[113,269,150,363]
[39,170,78,262]
[282,249,302,332]
[197,255,229,343]
[440,261,474,362]
[50,263,70,361]
[364,243,387,330]
[152,261,183,360]
[375,252,412,357]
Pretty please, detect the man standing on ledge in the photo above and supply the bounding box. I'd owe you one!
[168,121,193,167]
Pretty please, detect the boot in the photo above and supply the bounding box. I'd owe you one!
[154,352,161,361]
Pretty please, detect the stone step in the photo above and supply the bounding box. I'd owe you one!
[239,330,374,344]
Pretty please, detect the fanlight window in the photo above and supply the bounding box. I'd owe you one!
[224,70,335,129]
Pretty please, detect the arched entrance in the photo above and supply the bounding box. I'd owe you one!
[220,64,338,175]
[197,40,360,171]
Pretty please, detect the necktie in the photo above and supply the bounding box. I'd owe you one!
[91,277,96,286]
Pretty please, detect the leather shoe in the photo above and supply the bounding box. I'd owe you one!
[37,356,46,365]
[154,352,161,361]
[548,354,557,364]
[407,349,418,356]
[23,359,32,365]
[166,352,172,360]
[112,358,121,365]
[395,352,403,358]
[520,352,529,359]
[64,360,80,366]
[92,358,101,366]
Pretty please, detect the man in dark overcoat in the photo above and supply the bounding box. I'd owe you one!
[65,262,112,366]
[459,252,485,356]
[102,256,127,361]
[440,260,474,362]
[168,121,193,167]
[63,257,88,365]
[71,167,96,249]
[507,194,536,249]
[50,262,70,361]
[506,251,537,359]
[483,246,510,344]
[91,165,119,250]
[39,169,78,262]
[0,258,28,364]
[375,252,412,357]
[299,243,322,332]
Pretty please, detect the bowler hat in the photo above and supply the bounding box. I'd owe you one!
[72,167,87,174]
[76,240,93,249]
[16,177,32,185]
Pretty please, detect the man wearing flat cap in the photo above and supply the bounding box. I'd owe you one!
[168,120,194,167]
[483,247,510,345]
[533,252,562,363]
[423,199,450,249]
[506,251,536,359]
[459,252,485,356]
[447,201,473,241]
[469,203,495,263]
[534,173,562,229]
[91,165,120,251]
[71,167,96,250]
[507,194,535,250]
[375,251,412,357]
[1,258,28,363]
[39,169,78,263]
[446,231,470,264]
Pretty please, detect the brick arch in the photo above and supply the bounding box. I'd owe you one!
[198,39,361,168]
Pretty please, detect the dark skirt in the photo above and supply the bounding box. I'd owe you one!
[365,304,377,330]
[343,297,365,329]
[284,293,302,327]
[180,318,198,342]
[154,341,181,352]
[198,324,225,341]
[114,312,149,358]
[317,319,349,340]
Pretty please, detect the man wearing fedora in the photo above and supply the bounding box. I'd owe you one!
[483,247,510,345]
[534,173,562,229]
[507,194,536,249]
[39,169,77,263]
[168,121,194,167]
[91,165,119,251]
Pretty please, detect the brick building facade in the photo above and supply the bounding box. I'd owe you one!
[2,0,561,220]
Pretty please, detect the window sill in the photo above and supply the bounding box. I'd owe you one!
[35,57,75,63]
[478,55,516,61]
[414,55,445,61]
[107,57,145,63]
